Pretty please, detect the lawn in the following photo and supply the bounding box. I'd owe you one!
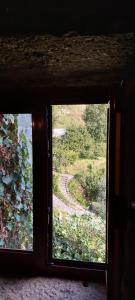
[61,157,106,175]
[53,105,87,128]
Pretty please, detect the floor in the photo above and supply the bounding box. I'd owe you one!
[0,277,106,300]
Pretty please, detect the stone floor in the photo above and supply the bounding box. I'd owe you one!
[0,277,106,300]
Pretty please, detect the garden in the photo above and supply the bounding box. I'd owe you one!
[52,104,108,263]
[0,105,108,264]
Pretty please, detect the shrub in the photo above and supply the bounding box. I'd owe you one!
[75,164,106,206]
[53,137,78,172]
[83,104,107,142]
[53,210,105,262]
[62,127,93,158]
[53,173,68,204]
[68,178,89,208]
[93,142,106,159]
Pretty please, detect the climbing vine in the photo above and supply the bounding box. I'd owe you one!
[0,114,33,250]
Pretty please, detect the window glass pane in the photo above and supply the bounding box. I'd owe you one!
[0,114,33,250]
[52,104,108,263]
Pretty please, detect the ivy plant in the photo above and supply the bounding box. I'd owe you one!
[0,114,33,250]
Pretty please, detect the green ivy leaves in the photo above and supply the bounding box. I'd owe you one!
[2,175,13,185]
[0,114,33,250]
[0,184,4,196]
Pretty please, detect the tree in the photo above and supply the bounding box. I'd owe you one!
[53,137,77,171]
[62,127,94,159]
[83,104,107,142]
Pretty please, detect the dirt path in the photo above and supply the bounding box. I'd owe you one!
[53,174,89,216]
[53,195,84,215]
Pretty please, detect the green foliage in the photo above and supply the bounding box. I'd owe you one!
[93,142,106,159]
[53,173,68,204]
[53,173,59,194]
[53,104,108,172]
[53,105,107,262]
[91,201,106,219]
[75,164,105,205]
[0,114,32,250]
[62,127,94,159]
[53,132,106,175]
[52,104,107,262]
[53,210,105,263]
[68,178,89,208]
[53,137,78,172]
[83,104,107,142]
[67,162,106,218]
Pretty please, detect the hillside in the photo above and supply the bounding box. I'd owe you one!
[52,104,87,128]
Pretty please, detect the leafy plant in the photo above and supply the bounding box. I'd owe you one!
[68,178,89,209]
[62,127,93,159]
[75,164,105,204]
[53,210,105,263]
[83,104,108,142]
[53,173,68,205]
[53,137,78,172]
[0,114,33,250]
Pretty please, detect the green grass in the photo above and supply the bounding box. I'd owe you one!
[53,173,69,205]
[61,157,106,175]
[92,201,106,219]
[68,178,89,209]
[53,105,87,129]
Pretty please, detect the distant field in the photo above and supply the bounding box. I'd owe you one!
[52,105,87,128]
[61,157,106,175]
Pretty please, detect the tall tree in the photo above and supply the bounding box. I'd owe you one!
[83,104,107,142]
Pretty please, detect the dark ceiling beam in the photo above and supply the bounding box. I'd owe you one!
[0,0,134,35]
[0,17,135,35]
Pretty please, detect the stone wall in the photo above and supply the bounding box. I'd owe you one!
[0,33,135,87]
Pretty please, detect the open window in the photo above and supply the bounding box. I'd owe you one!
[48,103,109,271]
[0,89,119,294]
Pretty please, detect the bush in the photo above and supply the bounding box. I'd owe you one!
[53,173,68,204]
[53,129,106,171]
[53,137,78,172]
[62,127,93,158]
[93,142,106,159]
[53,173,59,194]
[75,164,106,206]
[83,104,107,142]
[92,201,106,219]
[53,210,105,262]
[68,178,89,208]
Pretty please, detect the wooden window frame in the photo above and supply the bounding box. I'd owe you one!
[0,87,116,286]
[0,104,47,275]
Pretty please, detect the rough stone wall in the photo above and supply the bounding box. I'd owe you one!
[0,33,135,87]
